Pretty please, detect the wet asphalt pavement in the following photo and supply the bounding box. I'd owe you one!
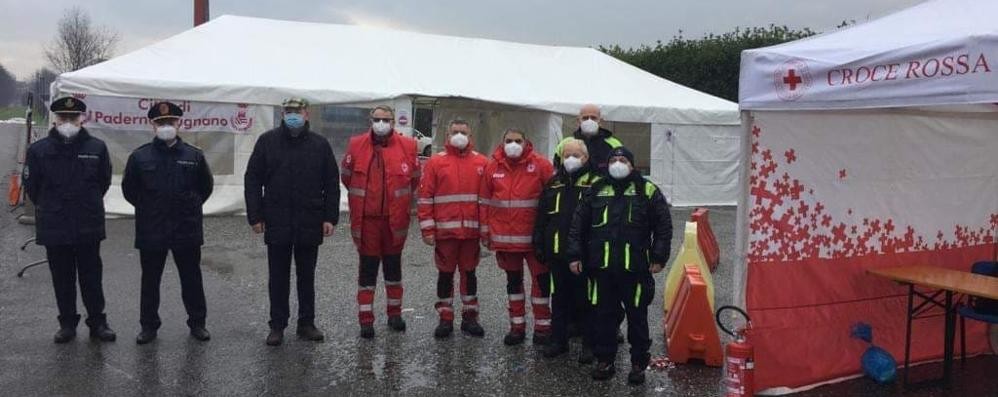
[0,129,993,396]
[0,205,731,396]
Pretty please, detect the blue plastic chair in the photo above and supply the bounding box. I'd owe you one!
[958,261,998,363]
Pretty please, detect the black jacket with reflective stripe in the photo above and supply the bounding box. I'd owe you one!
[532,164,600,263]
[567,171,672,272]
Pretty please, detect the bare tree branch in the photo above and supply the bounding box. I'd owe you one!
[44,7,120,73]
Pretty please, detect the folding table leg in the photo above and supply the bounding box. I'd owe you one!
[903,283,914,388]
[942,291,954,387]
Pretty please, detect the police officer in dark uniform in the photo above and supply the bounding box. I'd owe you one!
[245,98,340,346]
[24,96,116,344]
[567,146,672,385]
[122,102,214,344]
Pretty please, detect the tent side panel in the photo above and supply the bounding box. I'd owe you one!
[745,110,998,392]
[732,112,755,309]
[653,123,742,206]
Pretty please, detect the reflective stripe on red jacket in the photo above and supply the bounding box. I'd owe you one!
[341,130,420,249]
[478,139,554,252]
[417,140,488,240]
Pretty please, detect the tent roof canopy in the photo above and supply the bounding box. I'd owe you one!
[56,15,738,125]
[740,0,998,110]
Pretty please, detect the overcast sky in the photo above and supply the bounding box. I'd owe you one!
[1,0,925,80]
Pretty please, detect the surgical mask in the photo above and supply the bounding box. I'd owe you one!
[55,122,80,138]
[504,142,523,158]
[156,125,177,141]
[608,160,631,180]
[283,113,305,130]
[372,121,392,136]
[580,119,599,136]
[563,156,583,173]
[449,133,469,150]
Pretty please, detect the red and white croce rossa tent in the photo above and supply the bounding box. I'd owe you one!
[737,0,997,393]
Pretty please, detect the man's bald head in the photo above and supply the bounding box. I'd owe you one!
[578,104,601,121]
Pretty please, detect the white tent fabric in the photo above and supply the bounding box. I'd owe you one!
[740,0,998,110]
[650,123,742,206]
[736,0,998,393]
[52,15,741,212]
[56,15,739,126]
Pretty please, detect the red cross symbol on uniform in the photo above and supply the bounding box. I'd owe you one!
[783,69,803,91]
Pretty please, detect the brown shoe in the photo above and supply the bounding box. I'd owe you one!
[297,325,325,342]
[266,329,283,346]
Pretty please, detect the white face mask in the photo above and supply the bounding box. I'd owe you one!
[608,160,631,180]
[563,155,583,173]
[156,125,178,141]
[449,133,469,149]
[504,142,523,158]
[372,121,392,136]
[56,122,80,138]
[580,119,599,136]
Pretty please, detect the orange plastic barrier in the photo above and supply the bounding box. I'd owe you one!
[665,264,723,367]
[691,208,720,273]
[8,172,21,207]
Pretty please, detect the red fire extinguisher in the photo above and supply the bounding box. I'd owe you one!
[717,305,753,397]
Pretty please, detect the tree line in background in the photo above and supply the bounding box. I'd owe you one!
[0,7,117,117]
[600,25,819,102]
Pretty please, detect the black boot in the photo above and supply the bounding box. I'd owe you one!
[542,342,569,358]
[628,364,647,385]
[297,325,324,342]
[190,326,211,342]
[460,318,485,337]
[434,320,453,339]
[360,324,375,339]
[591,361,616,380]
[503,330,526,346]
[533,332,552,346]
[266,329,283,346]
[387,316,406,332]
[89,323,116,342]
[136,329,158,345]
[53,328,76,344]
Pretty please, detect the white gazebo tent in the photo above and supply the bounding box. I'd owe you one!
[737,0,998,393]
[53,15,741,215]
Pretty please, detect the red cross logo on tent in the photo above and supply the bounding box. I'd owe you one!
[774,59,812,101]
[783,69,803,91]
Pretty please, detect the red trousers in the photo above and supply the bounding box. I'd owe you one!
[358,216,404,256]
[495,251,551,334]
[433,239,480,322]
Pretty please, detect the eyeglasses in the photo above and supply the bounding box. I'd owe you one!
[371,118,393,123]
